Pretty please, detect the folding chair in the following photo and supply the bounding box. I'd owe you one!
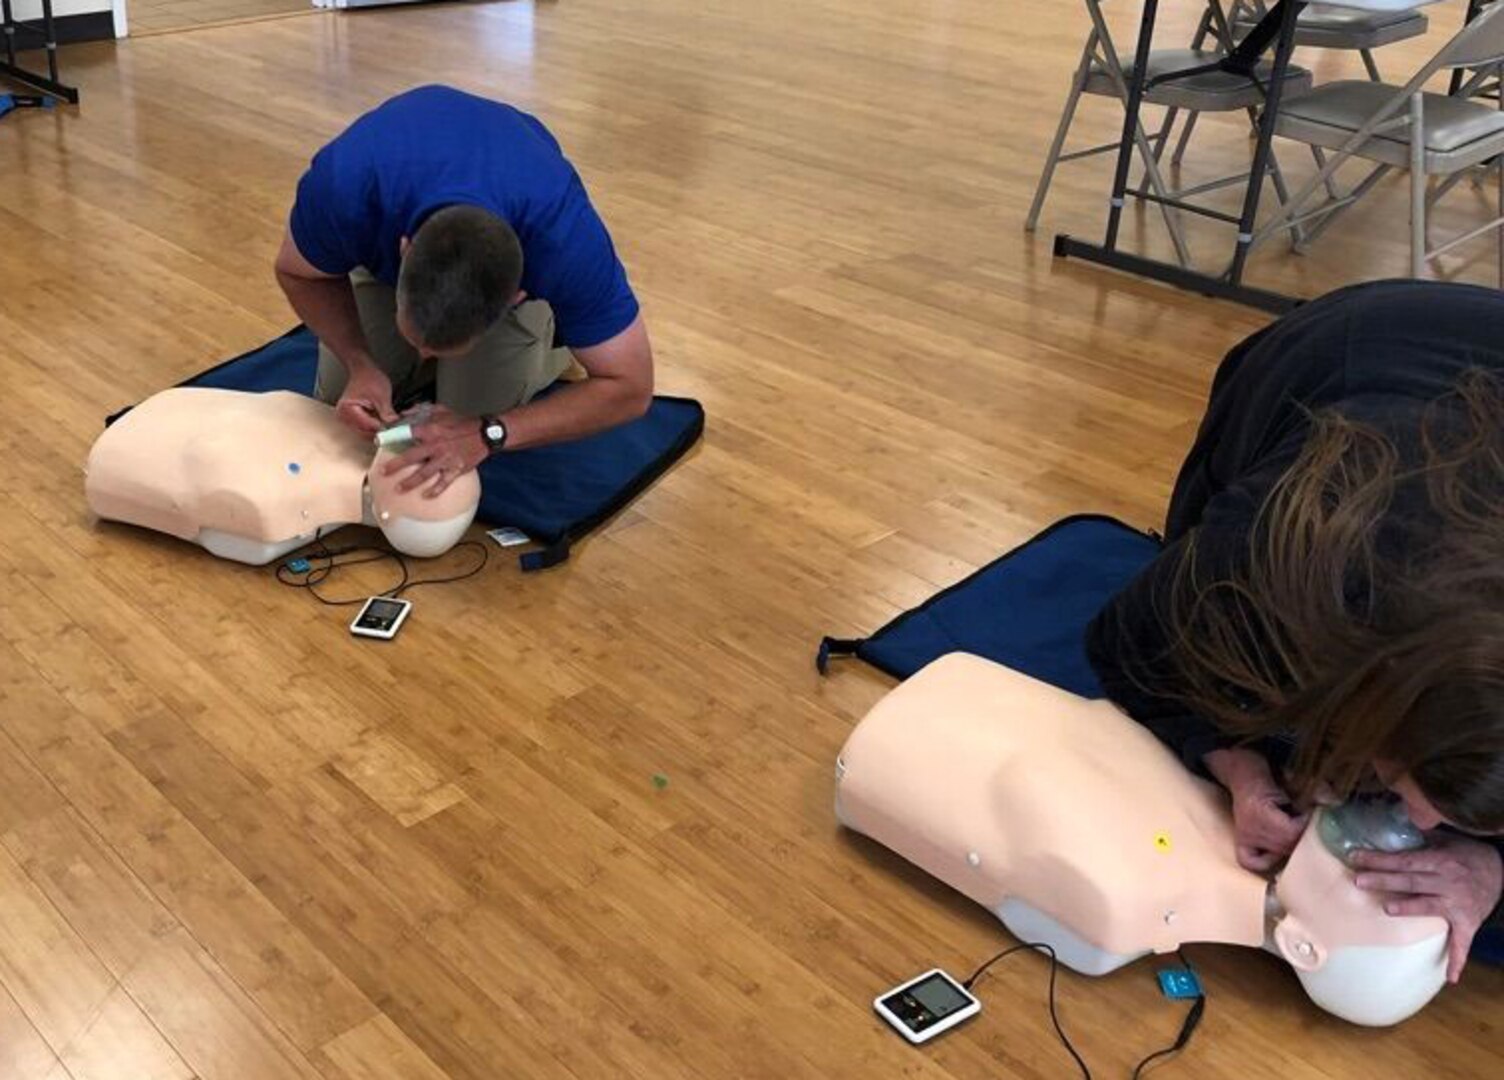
[1451,0,1504,98]
[1254,4,1504,281]
[1232,0,1429,82]
[1025,0,1311,269]
[1166,0,1431,165]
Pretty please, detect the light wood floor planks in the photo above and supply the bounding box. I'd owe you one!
[1,1,1501,1077]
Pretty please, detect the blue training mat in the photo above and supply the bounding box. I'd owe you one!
[110,326,704,571]
[817,514,1161,698]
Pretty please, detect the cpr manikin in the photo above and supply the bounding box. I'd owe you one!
[84,388,479,563]
[835,653,1450,1027]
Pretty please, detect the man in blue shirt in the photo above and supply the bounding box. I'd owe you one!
[275,85,653,496]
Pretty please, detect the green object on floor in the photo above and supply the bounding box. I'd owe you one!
[651,773,669,790]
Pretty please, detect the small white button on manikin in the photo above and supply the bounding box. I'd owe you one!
[1163,910,1178,925]
[967,851,982,868]
[380,511,391,522]
[1296,941,1315,958]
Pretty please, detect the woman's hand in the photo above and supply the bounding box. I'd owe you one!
[1204,747,1310,872]
[385,405,488,497]
[1352,835,1504,983]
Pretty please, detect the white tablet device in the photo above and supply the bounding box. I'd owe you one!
[874,968,981,1044]
[350,596,412,639]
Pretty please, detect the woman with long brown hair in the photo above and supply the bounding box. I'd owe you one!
[1087,280,1504,983]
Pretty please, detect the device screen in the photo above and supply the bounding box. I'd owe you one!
[358,599,406,629]
[880,973,973,1033]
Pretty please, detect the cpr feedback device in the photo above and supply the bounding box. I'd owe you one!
[874,969,981,1044]
[350,596,412,639]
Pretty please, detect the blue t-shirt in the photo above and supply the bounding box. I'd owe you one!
[289,85,639,349]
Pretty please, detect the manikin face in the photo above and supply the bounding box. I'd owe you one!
[1271,812,1448,1026]
[366,449,480,558]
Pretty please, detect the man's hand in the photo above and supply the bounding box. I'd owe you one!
[1353,835,1504,983]
[384,405,488,497]
[337,366,397,435]
[1204,747,1310,872]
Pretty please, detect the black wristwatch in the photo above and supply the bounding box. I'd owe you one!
[480,415,509,454]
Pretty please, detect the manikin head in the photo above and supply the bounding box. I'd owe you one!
[1270,807,1448,1027]
[367,449,480,557]
[396,206,526,358]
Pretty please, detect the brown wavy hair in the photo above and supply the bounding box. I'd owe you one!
[1158,371,1504,832]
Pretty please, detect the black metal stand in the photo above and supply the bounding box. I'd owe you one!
[1054,0,1306,314]
[0,0,81,105]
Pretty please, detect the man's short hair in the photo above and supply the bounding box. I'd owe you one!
[398,205,523,350]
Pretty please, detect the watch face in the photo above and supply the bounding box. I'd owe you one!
[485,422,506,443]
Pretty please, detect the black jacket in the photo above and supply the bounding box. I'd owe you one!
[1089,279,1504,775]
[1086,282,1504,935]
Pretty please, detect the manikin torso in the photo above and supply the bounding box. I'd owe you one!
[835,653,1449,1026]
[85,388,479,562]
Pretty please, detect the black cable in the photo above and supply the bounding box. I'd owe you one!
[392,540,488,596]
[962,944,1206,1080]
[963,942,1091,1080]
[274,528,488,606]
[1131,950,1206,1080]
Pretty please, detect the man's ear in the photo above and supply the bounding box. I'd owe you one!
[399,235,411,258]
[1274,916,1328,972]
[512,289,528,306]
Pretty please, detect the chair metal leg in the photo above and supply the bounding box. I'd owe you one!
[1311,146,1343,203]
[1294,163,1390,253]
[1360,49,1382,82]
[1026,41,1095,232]
[1151,107,1181,164]
[1411,93,1427,277]
[1171,112,1200,165]
[1131,118,1196,266]
[1265,148,1308,247]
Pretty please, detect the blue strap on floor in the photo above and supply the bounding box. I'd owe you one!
[817,514,1162,697]
[109,327,704,571]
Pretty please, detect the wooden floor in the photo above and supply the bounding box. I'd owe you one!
[126,0,316,40]
[1,1,1501,1077]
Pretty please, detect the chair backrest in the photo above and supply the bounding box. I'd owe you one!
[1437,2,1504,70]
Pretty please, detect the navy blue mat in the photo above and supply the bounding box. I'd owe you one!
[818,514,1161,697]
[112,327,704,571]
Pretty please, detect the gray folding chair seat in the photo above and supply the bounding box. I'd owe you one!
[1279,81,1504,172]
[1166,2,1421,167]
[1253,3,1504,282]
[1089,49,1313,111]
[1235,5,1428,52]
[1231,2,1428,83]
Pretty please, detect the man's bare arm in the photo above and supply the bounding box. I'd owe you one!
[496,315,654,449]
[274,228,395,430]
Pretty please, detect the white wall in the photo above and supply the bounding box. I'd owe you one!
[9,0,126,37]
[11,0,113,17]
